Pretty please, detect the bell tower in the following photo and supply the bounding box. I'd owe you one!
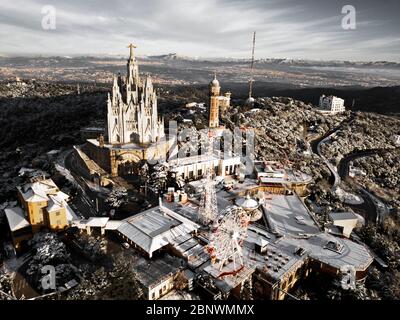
[209,73,220,128]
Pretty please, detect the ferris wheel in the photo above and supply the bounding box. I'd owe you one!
[208,207,249,272]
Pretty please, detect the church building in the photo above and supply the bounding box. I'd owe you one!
[83,45,172,177]
[107,44,165,145]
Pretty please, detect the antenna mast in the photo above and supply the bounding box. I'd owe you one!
[248,31,256,99]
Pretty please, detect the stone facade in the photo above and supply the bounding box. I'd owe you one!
[107,44,165,145]
[85,45,172,177]
[85,137,172,177]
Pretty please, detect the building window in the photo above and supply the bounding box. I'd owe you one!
[197,169,202,176]
[56,211,60,216]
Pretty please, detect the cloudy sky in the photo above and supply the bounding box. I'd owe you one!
[1,0,399,61]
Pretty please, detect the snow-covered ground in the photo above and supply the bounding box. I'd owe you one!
[334,187,364,205]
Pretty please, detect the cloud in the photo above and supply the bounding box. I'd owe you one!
[0,0,399,61]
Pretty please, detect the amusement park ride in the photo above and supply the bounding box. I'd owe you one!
[208,206,250,274]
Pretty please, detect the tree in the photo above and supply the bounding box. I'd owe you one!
[0,271,15,300]
[105,186,128,209]
[65,254,144,300]
[26,232,75,292]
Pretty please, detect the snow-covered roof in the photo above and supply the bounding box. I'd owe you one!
[255,237,269,248]
[329,212,358,221]
[236,195,259,210]
[65,204,79,222]
[4,206,30,232]
[73,217,109,228]
[117,205,199,256]
[47,192,70,212]
[104,220,123,230]
[85,217,110,228]
[17,179,59,202]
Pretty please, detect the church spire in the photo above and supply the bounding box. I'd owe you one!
[107,45,165,145]
[126,43,139,88]
[127,43,137,61]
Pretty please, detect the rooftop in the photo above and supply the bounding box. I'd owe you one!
[329,212,358,221]
[18,178,59,202]
[246,224,372,279]
[47,192,70,212]
[244,228,306,281]
[133,254,183,289]
[203,263,255,294]
[264,194,320,236]
[4,206,30,232]
[117,205,199,256]
[236,195,259,211]
[278,232,373,272]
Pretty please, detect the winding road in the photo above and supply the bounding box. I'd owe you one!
[309,113,384,224]
[337,149,390,224]
[310,113,355,189]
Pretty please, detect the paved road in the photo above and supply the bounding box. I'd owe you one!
[338,149,391,224]
[310,113,355,189]
[310,113,355,155]
[316,134,341,190]
[309,113,384,224]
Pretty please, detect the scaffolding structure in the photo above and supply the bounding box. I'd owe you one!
[198,130,218,225]
[198,167,218,225]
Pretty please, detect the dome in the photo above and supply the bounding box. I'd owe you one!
[236,194,259,211]
[245,96,255,106]
[210,74,220,87]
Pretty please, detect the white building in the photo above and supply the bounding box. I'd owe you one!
[107,44,165,145]
[168,151,242,181]
[329,212,359,238]
[319,95,345,114]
